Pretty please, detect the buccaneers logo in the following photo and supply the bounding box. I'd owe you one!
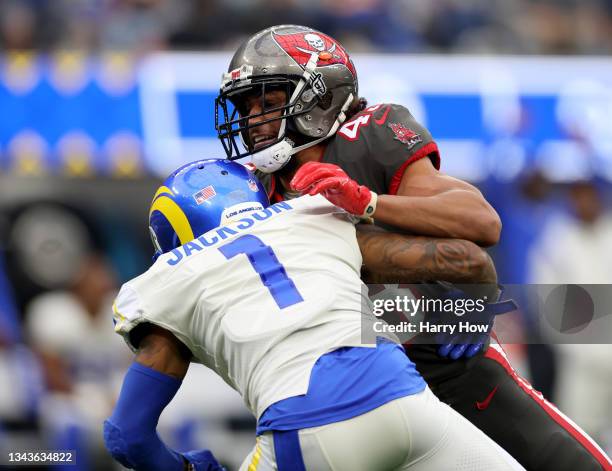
[272,31,356,77]
[388,122,422,149]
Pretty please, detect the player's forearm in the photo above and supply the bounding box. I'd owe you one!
[356,226,497,284]
[104,362,186,471]
[374,192,501,247]
[104,326,196,470]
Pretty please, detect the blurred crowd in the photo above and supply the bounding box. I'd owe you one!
[1,0,612,55]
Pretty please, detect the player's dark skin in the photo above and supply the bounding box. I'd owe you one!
[245,90,502,247]
[133,325,190,379]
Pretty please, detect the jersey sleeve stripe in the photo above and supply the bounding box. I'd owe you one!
[247,440,262,471]
[112,301,126,322]
[388,142,440,196]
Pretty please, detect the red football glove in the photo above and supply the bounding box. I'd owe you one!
[291,162,378,218]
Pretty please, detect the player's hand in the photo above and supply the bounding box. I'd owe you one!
[291,162,378,218]
[183,449,226,471]
[432,286,517,360]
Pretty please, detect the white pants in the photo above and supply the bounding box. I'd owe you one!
[240,387,525,471]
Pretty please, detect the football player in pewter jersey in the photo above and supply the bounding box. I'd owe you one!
[104,159,524,471]
[215,25,612,471]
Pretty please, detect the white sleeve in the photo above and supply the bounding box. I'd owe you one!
[112,284,148,352]
[111,264,205,356]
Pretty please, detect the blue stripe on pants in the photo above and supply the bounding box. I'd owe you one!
[273,430,306,471]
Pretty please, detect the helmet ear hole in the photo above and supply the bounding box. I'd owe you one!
[319,90,333,110]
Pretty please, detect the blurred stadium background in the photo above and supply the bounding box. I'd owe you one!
[0,0,611,469]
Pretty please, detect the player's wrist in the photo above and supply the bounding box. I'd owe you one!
[182,450,225,471]
[359,190,377,218]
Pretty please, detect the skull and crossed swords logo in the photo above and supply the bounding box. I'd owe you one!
[297,33,337,56]
[272,30,355,77]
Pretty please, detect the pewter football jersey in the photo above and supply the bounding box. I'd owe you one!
[257,103,440,204]
[112,195,373,418]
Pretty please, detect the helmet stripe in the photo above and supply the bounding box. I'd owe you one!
[149,196,194,245]
[151,185,173,203]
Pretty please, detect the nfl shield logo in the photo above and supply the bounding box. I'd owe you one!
[247,178,259,192]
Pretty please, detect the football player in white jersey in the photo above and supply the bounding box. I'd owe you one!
[103,159,525,470]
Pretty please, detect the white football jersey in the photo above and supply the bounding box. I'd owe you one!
[113,195,375,418]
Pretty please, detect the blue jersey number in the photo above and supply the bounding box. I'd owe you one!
[219,235,304,309]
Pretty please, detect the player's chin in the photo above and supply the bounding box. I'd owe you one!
[254,142,275,151]
[251,137,277,151]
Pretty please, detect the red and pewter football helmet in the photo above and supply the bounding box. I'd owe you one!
[215,25,358,173]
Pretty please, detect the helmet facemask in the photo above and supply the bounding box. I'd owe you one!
[216,77,313,160]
